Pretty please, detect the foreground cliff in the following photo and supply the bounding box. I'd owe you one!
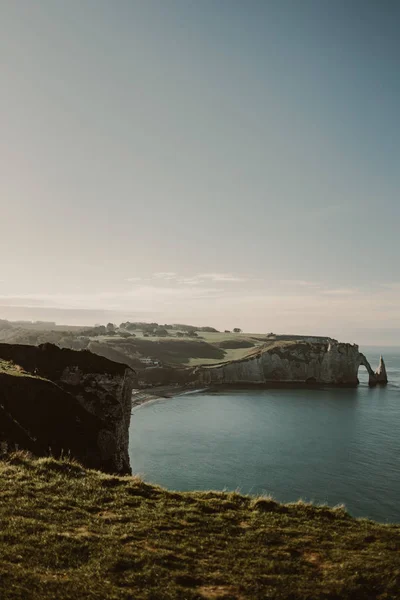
[197,341,387,387]
[0,343,136,473]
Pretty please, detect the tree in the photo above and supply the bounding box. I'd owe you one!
[224,330,231,333]
[154,327,168,337]
[106,323,116,332]
[81,325,106,336]
[142,324,156,335]
[233,328,242,333]
[174,324,198,334]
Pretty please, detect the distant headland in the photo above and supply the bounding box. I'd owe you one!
[0,319,388,391]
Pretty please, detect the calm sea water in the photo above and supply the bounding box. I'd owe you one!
[129,347,400,523]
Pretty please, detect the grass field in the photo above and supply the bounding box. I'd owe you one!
[92,330,274,367]
[1,452,399,600]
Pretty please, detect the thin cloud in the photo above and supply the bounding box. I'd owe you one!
[321,288,358,296]
[127,284,222,301]
[125,277,142,282]
[195,273,248,282]
[0,284,223,311]
[151,272,249,284]
[279,279,320,287]
[153,272,178,280]
[380,282,400,290]
[177,276,202,285]
[1,284,400,344]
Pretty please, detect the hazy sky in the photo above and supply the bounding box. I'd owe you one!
[0,1,399,344]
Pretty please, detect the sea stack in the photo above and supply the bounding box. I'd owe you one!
[375,356,388,385]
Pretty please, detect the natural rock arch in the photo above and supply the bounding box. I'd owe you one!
[358,353,388,386]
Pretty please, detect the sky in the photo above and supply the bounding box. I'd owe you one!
[0,0,399,345]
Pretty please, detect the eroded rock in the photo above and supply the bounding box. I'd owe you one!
[197,341,387,388]
[375,356,388,385]
[0,343,136,473]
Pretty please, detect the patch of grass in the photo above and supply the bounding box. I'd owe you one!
[187,347,260,367]
[0,360,44,380]
[0,359,28,377]
[0,453,399,599]
[216,340,255,350]
[94,337,227,366]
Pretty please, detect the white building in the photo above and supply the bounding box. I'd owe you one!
[139,357,161,367]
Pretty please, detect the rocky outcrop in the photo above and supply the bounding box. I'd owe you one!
[0,343,136,473]
[358,353,377,386]
[196,341,387,388]
[374,356,388,385]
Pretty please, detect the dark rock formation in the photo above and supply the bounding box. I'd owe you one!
[0,343,136,473]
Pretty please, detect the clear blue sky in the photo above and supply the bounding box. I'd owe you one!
[0,1,399,344]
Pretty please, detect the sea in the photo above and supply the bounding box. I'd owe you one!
[129,347,400,523]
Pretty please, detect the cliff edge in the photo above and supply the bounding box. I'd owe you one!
[0,343,136,473]
[0,453,399,600]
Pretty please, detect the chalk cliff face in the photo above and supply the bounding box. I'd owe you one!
[0,343,136,473]
[197,342,383,387]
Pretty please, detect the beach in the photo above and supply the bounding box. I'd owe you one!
[131,384,200,409]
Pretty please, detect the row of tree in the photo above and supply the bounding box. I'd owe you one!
[83,322,243,337]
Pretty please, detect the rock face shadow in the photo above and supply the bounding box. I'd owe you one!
[0,343,136,473]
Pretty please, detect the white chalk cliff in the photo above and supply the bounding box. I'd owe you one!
[374,355,388,384]
[197,342,387,387]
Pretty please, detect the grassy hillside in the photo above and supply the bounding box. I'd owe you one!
[1,453,399,600]
[0,320,273,367]
[89,332,276,368]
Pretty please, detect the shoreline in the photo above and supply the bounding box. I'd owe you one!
[131,385,204,410]
[130,378,380,411]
